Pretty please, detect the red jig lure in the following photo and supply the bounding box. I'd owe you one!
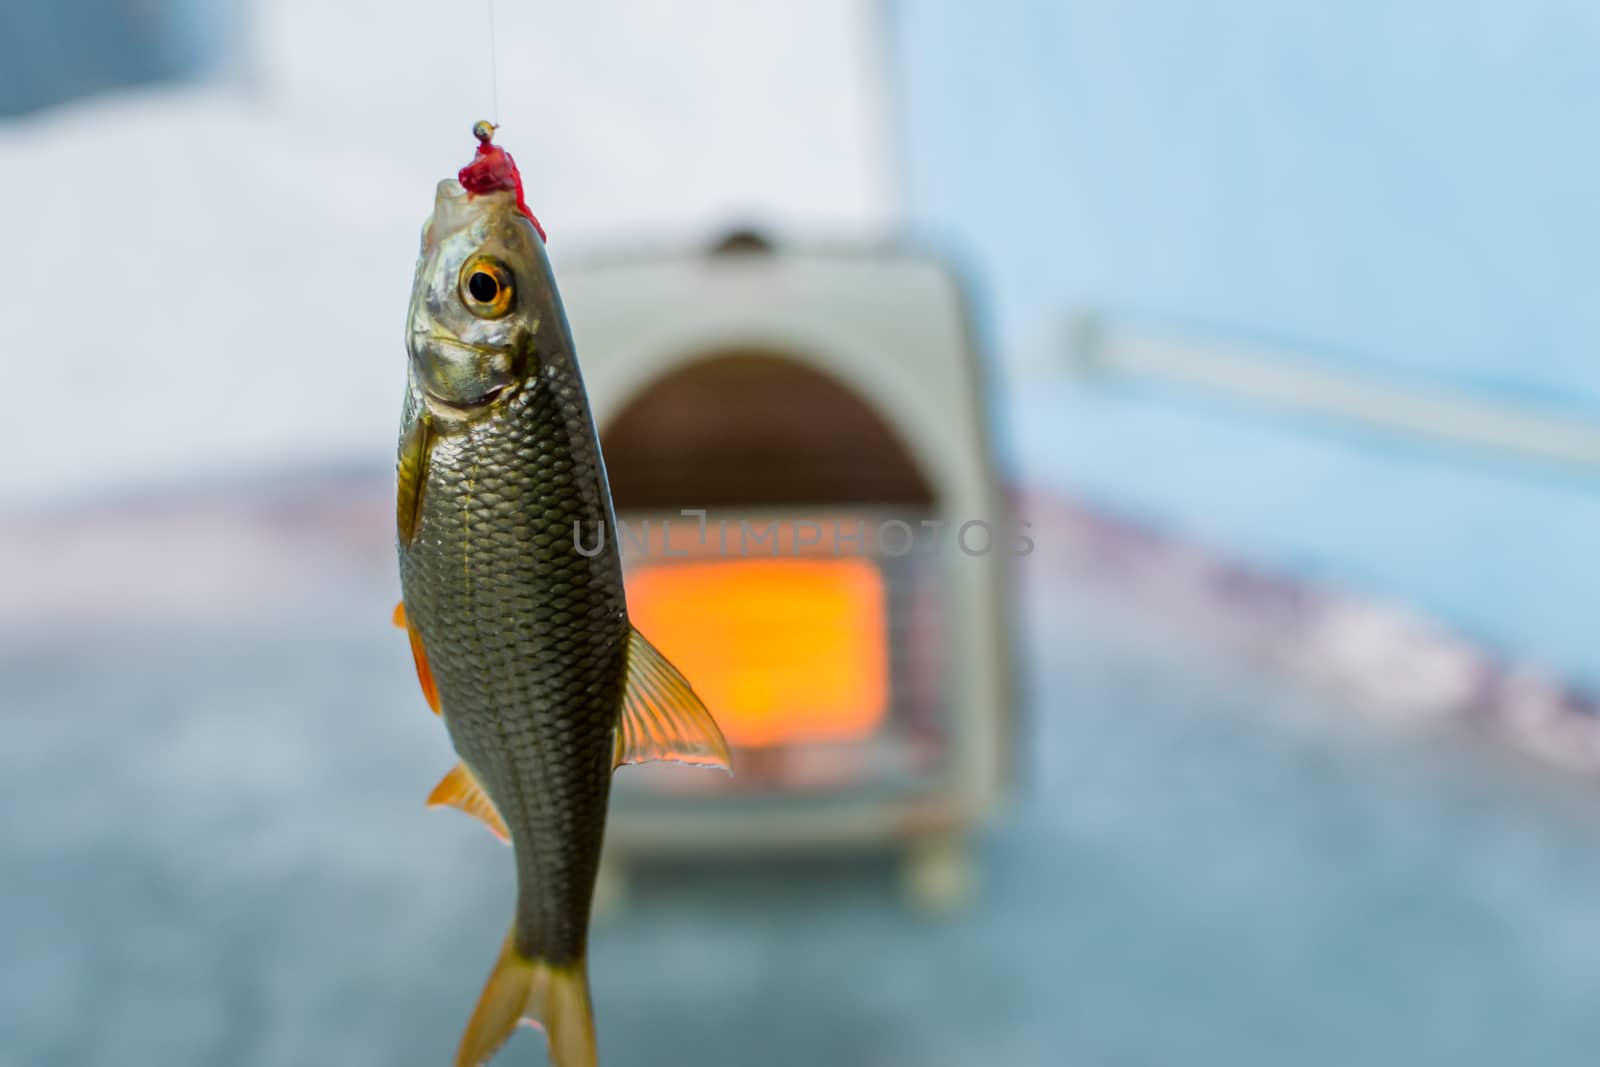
[458,120,547,242]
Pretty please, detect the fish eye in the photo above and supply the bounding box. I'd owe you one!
[459,258,514,318]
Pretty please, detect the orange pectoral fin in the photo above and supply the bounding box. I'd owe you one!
[392,601,406,628]
[396,413,434,547]
[407,622,441,715]
[428,762,510,844]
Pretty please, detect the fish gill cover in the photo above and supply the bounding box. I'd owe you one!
[459,120,547,242]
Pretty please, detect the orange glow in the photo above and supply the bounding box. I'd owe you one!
[626,558,889,748]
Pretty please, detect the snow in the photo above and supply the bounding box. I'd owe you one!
[0,0,895,510]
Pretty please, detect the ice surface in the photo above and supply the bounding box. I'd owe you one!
[10,484,1600,1066]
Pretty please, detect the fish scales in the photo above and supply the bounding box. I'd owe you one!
[401,363,627,963]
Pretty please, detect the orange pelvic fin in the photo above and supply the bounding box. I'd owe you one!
[392,601,406,628]
[455,932,595,1067]
[428,762,509,844]
[614,627,732,772]
[406,621,441,715]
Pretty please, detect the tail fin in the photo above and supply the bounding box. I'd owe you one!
[455,929,595,1067]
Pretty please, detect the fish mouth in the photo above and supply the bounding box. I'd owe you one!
[424,383,509,411]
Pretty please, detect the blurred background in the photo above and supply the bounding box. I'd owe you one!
[5,2,1600,1065]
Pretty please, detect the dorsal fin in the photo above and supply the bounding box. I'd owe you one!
[614,627,733,773]
[427,762,510,844]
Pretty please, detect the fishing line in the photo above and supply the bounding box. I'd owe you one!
[487,0,501,123]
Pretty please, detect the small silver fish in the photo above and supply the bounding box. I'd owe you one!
[394,123,730,1067]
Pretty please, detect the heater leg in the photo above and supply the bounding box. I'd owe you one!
[593,855,628,921]
[902,833,975,914]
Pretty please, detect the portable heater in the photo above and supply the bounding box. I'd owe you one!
[560,236,1012,905]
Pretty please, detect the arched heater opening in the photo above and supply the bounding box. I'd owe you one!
[601,351,949,796]
[602,351,935,511]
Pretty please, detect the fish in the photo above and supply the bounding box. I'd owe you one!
[394,121,731,1067]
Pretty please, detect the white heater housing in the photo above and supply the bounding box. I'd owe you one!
[559,238,1012,870]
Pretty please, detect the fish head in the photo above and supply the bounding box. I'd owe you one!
[405,180,546,414]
